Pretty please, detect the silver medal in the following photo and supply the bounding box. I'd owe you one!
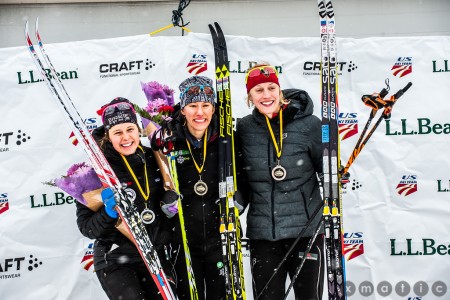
[140,208,155,224]
[194,180,208,196]
[272,164,287,181]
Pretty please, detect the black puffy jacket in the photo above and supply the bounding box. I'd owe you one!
[75,125,172,270]
[236,89,323,241]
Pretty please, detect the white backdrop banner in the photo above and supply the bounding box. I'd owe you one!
[0,31,449,300]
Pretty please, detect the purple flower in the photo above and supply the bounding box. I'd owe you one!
[141,81,175,107]
[50,163,103,205]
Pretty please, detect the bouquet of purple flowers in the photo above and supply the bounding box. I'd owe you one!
[46,162,103,206]
[134,81,176,134]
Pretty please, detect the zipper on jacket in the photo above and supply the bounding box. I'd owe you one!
[267,133,276,240]
[300,186,310,220]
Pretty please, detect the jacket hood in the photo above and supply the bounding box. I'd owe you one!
[282,88,315,118]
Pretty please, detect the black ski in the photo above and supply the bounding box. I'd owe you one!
[209,22,246,300]
[318,0,346,299]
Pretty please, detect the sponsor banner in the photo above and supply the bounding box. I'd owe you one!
[0,33,449,299]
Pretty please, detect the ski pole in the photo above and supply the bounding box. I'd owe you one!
[255,201,324,300]
[283,217,323,300]
[341,81,412,175]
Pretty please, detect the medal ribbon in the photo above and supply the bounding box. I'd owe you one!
[120,145,150,201]
[186,128,208,175]
[265,108,283,159]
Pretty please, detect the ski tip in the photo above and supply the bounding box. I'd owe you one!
[36,17,41,39]
[35,17,42,44]
[24,21,33,47]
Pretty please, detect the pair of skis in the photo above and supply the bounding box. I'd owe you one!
[24,19,176,300]
[318,0,346,299]
[209,22,246,300]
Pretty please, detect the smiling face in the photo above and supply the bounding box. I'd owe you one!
[108,122,140,156]
[181,102,215,139]
[249,82,282,118]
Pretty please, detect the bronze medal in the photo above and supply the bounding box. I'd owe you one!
[194,179,208,196]
[265,110,286,182]
[140,208,155,224]
[272,164,287,181]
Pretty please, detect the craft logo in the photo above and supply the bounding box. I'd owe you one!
[186,54,207,75]
[396,175,418,196]
[341,179,363,195]
[432,59,450,73]
[99,59,155,78]
[80,243,94,271]
[385,118,450,136]
[391,57,412,78]
[17,68,79,85]
[0,193,9,215]
[302,60,358,76]
[343,232,364,261]
[30,192,77,208]
[390,238,450,256]
[69,117,99,146]
[437,179,450,192]
[228,61,283,75]
[0,254,43,279]
[339,112,358,140]
[0,130,32,153]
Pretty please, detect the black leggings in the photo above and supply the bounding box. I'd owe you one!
[96,258,175,300]
[250,235,324,300]
[173,245,226,300]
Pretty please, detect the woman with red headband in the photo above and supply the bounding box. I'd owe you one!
[75,97,175,300]
[236,64,324,299]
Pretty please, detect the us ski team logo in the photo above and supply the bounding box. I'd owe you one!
[186,54,207,75]
[80,243,94,271]
[391,57,412,78]
[68,118,99,146]
[343,232,364,261]
[338,112,358,140]
[0,193,9,215]
[396,175,418,196]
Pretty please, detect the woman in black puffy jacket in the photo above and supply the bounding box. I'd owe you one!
[237,65,324,300]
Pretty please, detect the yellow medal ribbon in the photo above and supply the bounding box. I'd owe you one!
[265,108,283,159]
[120,145,150,201]
[186,128,208,175]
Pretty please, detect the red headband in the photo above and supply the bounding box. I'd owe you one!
[245,65,280,93]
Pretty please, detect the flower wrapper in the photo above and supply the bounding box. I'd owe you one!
[51,162,103,205]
